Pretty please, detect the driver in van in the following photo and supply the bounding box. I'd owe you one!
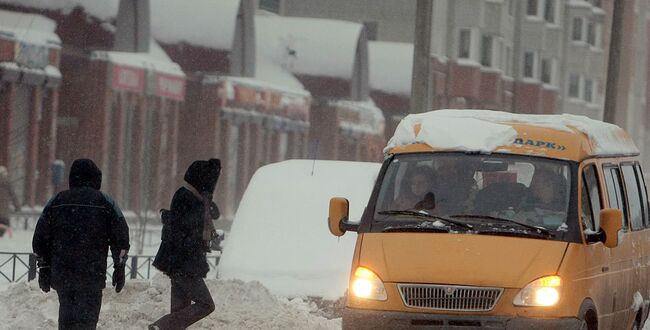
[432,158,477,214]
[393,167,436,211]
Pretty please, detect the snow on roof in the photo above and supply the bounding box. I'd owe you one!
[219,160,381,299]
[151,0,239,50]
[368,41,413,95]
[255,15,363,80]
[329,99,386,136]
[0,0,240,50]
[0,0,119,20]
[253,57,310,96]
[91,39,185,77]
[0,9,61,47]
[385,109,639,156]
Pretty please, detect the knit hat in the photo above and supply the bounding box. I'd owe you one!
[183,159,221,194]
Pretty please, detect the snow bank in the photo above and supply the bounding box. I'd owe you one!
[219,160,381,299]
[385,109,639,156]
[368,41,413,95]
[0,278,340,329]
[0,9,61,47]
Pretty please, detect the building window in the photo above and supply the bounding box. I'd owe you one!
[544,0,556,23]
[259,0,280,14]
[569,74,581,98]
[541,58,553,84]
[508,0,515,16]
[527,0,539,16]
[584,78,594,102]
[458,29,471,59]
[587,21,595,45]
[481,35,493,67]
[572,17,584,41]
[523,51,536,78]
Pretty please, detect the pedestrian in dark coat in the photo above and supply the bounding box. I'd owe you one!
[32,159,130,330]
[151,158,221,330]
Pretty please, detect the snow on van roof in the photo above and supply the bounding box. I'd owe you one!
[385,109,639,156]
[0,9,61,47]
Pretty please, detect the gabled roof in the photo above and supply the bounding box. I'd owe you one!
[255,15,363,80]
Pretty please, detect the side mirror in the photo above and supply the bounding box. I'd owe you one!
[329,197,358,236]
[600,208,623,248]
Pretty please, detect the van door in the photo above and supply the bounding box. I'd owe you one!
[620,162,650,324]
[580,162,614,328]
[603,164,634,327]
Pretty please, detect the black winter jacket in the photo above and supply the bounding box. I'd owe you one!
[32,159,130,290]
[153,187,216,277]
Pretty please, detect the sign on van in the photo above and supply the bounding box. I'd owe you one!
[513,138,567,151]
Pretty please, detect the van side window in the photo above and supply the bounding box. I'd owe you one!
[581,165,601,232]
[603,166,629,229]
[634,164,650,227]
[622,164,644,230]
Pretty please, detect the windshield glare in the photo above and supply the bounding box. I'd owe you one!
[374,153,573,237]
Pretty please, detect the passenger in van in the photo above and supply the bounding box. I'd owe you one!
[515,169,568,226]
[432,158,477,214]
[393,168,436,211]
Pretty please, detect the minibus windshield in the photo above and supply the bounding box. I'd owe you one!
[372,153,579,241]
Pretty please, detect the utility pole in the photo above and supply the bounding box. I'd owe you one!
[410,0,433,114]
[603,0,624,124]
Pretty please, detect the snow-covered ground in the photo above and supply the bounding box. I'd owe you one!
[0,277,340,330]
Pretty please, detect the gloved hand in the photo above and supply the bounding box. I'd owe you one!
[38,267,51,293]
[112,265,125,293]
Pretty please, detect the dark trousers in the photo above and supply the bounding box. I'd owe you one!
[153,275,215,329]
[56,288,103,330]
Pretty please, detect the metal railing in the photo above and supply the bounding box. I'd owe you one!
[0,252,221,285]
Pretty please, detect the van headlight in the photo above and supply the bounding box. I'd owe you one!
[513,275,561,307]
[351,267,387,301]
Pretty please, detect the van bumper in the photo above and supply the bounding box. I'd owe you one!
[342,307,583,329]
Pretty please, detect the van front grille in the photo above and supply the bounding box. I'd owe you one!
[398,284,503,312]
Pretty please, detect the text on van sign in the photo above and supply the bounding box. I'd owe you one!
[513,138,566,151]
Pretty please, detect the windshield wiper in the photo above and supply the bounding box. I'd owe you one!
[377,210,473,230]
[382,224,450,233]
[449,214,553,237]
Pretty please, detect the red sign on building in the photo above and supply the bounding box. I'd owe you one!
[112,64,145,92]
[156,73,186,100]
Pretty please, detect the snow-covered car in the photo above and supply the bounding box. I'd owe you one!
[219,159,381,299]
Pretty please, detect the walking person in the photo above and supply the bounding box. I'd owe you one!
[150,158,221,330]
[32,159,130,330]
[0,166,20,238]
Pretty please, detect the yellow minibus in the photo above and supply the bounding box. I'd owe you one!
[329,110,650,329]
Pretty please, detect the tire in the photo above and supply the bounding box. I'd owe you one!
[578,301,598,330]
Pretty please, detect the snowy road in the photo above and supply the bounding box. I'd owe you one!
[0,277,341,330]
